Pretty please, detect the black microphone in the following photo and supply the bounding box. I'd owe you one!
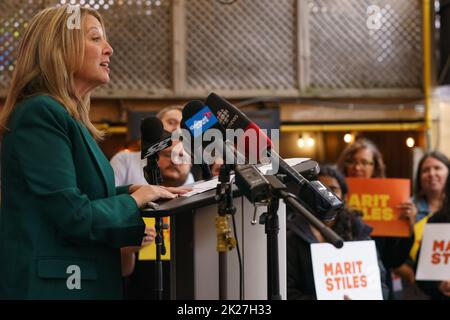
[178,102,213,180]
[140,117,172,185]
[139,117,169,264]
[206,92,273,160]
[140,117,173,160]
[205,92,343,221]
[180,100,246,166]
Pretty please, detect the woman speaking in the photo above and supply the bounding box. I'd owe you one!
[0,5,188,299]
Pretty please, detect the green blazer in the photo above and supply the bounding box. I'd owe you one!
[0,96,145,299]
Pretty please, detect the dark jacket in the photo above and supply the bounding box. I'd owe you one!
[372,234,415,299]
[287,211,390,300]
[415,211,450,300]
[0,96,145,299]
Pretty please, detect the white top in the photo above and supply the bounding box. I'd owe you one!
[110,150,195,186]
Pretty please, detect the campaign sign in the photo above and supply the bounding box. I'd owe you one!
[346,178,411,237]
[416,223,450,281]
[311,240,383,300]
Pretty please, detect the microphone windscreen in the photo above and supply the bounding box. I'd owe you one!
[182,100,205,124]
[140,117,164,143]
[205,92,252,130]
[180,100,204,159]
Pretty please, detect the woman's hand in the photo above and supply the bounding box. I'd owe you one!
[128,185,193,208]
[397,201,418,229]
[129,185,178,208]
[161,185,193,195]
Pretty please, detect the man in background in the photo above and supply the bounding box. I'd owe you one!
[111,105,195,186]
[110,105,193,299]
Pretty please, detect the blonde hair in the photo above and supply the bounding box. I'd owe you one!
[156,105,183,120]
[0,5,106,140]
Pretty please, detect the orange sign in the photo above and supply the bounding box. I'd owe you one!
[346,178,410,237]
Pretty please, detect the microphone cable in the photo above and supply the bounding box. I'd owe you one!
[230,193,244,300]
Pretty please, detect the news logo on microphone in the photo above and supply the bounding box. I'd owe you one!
[177,98,278,167]
[184,106,219,137]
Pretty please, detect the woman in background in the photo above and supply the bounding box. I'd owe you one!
[337,138,415,299]
[415,171,450,300]
[287,165,389,299]
[400,151,450,299]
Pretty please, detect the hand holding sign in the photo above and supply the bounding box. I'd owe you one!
[438,280,450,297]
[396,200,418,228]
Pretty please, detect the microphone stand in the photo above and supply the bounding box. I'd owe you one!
[214,164,236,300]
[258,175,282,300]
[143,154,167,300]
[260,174,344,300]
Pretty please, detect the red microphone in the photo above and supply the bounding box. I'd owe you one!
[205,92,272,162]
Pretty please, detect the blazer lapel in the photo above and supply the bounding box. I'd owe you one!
[75,122,115,196]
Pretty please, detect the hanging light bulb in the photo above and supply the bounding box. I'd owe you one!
[344,133,353,143]
[307,137,315,147]
[406,137,415,148]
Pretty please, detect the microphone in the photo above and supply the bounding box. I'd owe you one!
[204,92,343,221]
[140,117,173,160]
[140,117,172,185]
[205,92,273,158]
[180,100,246,166]
[179,101,214,180]
[139,117,169,266]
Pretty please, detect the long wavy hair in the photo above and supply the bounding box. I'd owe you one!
[0,5,106,140]
[337,138,386,178]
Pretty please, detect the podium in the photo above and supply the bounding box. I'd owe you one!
[141,159,319,300]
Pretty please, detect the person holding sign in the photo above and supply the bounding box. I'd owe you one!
[414,167,450,300]
[337,138,416,225]
[337,138,415,299]
[392,151,450,299]
[409,151,450,261]
[287,165,389,299]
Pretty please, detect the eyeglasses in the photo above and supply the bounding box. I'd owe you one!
[345,159,374,168]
